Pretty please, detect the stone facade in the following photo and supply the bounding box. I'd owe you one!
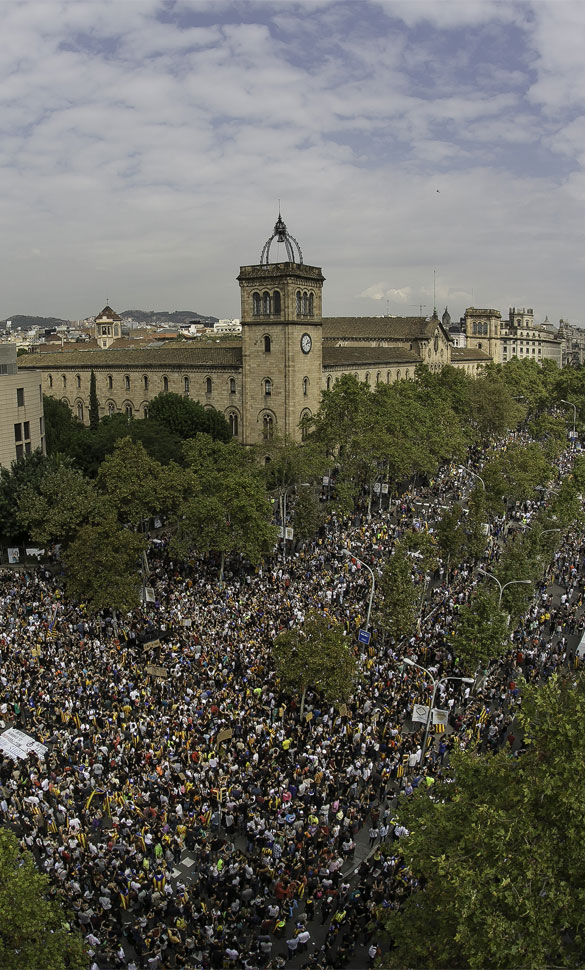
[0,346,45,469]
[463,306,563,367]
[19,218,492,445]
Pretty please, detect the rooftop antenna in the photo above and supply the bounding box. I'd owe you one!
[433,269,436,315]
[410,304,427,317]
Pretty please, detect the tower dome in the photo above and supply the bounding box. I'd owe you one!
[260,214,303,265]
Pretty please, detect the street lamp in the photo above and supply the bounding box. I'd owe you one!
[403,658,473,766]
[478,568,531,607]
[561,399,577,446]
[280,483,311,563]
[458,465,486,490]
[342,549,376,632]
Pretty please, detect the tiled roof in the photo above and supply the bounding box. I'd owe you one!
[323,346,420,367]
[19,345,243,369]
[451,347,492,361]
[96,305,121,321]
[322,316,440,340]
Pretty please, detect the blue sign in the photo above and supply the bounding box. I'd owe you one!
[358,629,371,645]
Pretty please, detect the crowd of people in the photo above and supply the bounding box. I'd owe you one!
[0,435,581,970]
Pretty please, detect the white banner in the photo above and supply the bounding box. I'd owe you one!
[412,703,430,724]
[0,728,47,761]
[432,708,449,726]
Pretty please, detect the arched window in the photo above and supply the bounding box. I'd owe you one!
[143,404,149,418]
[163,376,169,393]
[125,404,133,419]
[309,293,314,316]
[229,377,236,394]
[263,414,273,440]
[62,374,67,388]
[229,412,239,437]
[387,371,391,383]
[300,409,311,441]
[108,402,115,416]
[365,372,370,385]
[76,374,81,389]
[405,369,410,379]
[376,371,381,384]
[143,375,149,391]
[184,376,190,396]
[303,377,309,396]
[296,290,301,314]
[263,291,271,315]
[48,375,53,388]
[302,291,308,314]
[108,375,113,390]
[125,374,130,390]
[77,402,83,422]
[273,291,281,315]
[252,292,261,315]
[264,378,272,397]
[206,377,212,394]
[326,376,332,391]
[397,369,401,379]
[264,335,271,353]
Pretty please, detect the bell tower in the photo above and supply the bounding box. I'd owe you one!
[238,215,324,446]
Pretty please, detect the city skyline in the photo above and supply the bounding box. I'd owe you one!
[2,1,585,325]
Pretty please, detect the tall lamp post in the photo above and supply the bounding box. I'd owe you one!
[403,658,473,765]
[561,399,577,447]
[478,568,531,606]
[458,465,486,490]
[342,549,376,633]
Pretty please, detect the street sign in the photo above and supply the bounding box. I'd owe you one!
[381,483,389,494]
[374,483,381,494]
[412,703,430,724]
[285,527,294,540]
[358,629,371,645]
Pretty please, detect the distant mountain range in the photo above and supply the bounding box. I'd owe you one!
[1,315,69,330]
[119,310,218,326]
[1,310,219,330]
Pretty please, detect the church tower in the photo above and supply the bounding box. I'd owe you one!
[238,216,324,446]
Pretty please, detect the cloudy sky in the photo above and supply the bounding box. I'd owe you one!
[2,0,585,325]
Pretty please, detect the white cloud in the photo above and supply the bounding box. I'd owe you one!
[0,0,582,328]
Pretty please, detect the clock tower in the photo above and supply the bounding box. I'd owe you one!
[238,215,324,445]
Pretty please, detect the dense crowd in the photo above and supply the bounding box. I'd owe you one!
[0,438,582,970]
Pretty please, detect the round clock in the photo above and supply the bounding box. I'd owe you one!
[301,333,312,354]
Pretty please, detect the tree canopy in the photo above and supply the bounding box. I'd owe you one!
[0,828,87,970]
[272,611,357,718]
[382,674,585,970]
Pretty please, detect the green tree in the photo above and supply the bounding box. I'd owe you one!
[89,370,99,430]
[63,514,146,613]
[481,442,553,514]
[96,437,185,530]
[176,435,277,581]
[272,611,357,718]
[435,505,467,574]
[382,674,585,969]
[16,459,102,546]
[451,587,510,670]
[288,485,326,542]
[43,395,83,456]
[0,451,50,543]
[375,547,419,643]
[147,391,231,441]
[0,828,87,970]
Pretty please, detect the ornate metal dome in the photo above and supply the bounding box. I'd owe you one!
[260,214,303,265]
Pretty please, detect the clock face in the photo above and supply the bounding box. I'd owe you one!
[301,333,312,354]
